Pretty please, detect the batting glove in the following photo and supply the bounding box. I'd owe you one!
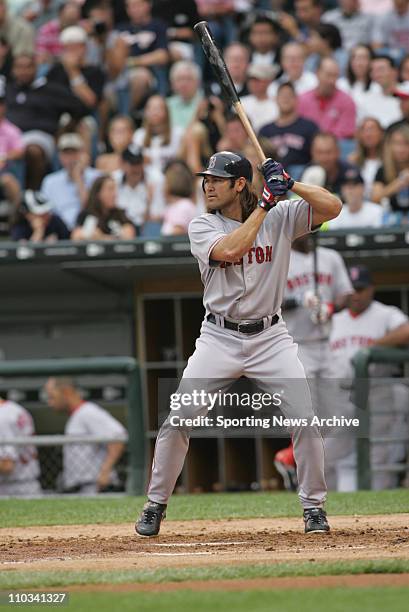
[258,182,280,211]
[261,158,294,190]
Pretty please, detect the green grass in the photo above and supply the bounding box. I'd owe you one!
[5,588,409,612]
[1,490,408,528]
[1,560,409,590]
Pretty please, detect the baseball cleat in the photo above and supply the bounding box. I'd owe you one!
[274,444,298,491]
[303,508,330,534]
[135,500,167,537]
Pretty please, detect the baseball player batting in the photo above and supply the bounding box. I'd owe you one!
[135,152,341,537]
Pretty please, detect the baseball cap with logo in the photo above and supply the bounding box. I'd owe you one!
[394,81,409,99]
[22,191,53,215]
[247,63,278,81]
[341,167,364,186]
[58,133,84,151]
[60,26,87,45]
[196,151,253,182]
[122,145,143,164]
[348,265,373,289]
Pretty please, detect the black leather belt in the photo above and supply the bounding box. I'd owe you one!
[206,313,279,334]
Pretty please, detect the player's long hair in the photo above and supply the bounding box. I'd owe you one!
[239,181,259,221]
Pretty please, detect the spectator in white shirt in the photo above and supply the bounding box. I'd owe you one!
[45,377,127,494]
[240,63,278,133]
[247,14,282,68]
[358,55,402,128]
[113,145,158,230]
[267,42,317,98]
[133,94,183,173]
[328,168,384,229]
[337,44,376,108]
[349,117,384,198]
[161,159,196,235]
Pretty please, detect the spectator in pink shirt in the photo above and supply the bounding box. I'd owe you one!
[161,160,197,236]
[298,57,356,139]
[36,1,81,68]
[0,76,23,208]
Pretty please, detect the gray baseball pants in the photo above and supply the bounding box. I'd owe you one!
[148,318,327,509]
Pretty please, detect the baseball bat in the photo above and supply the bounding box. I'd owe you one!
[194,21,266,164]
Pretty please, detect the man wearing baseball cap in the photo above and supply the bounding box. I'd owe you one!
[113,145,150,232]
[41,133,100,229]
[241,63,279,133]
[47,25,105,115]
[328,168,384,229]
[10,190,70,242]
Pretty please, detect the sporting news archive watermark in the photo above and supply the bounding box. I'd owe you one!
[157,378,367,437]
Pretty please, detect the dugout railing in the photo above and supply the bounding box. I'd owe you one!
[0,357,145,494]
[353,347,409,489]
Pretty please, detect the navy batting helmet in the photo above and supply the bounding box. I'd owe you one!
[196,151,253,182]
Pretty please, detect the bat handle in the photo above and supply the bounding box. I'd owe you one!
[233,102,266,164]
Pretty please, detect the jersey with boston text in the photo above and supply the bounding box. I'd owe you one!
[188,199,314,321]
[329,301,408,378]
[284,247,352,342]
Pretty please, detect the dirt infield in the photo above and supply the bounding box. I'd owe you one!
[1,514,409,578]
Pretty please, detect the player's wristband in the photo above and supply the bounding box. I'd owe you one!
[283,170,294,190]
[258,184,279,212]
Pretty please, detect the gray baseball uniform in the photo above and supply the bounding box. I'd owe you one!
[283,246,353,377]
[147,198,327,510]
[325,301,408,491]
[0,400,41,497]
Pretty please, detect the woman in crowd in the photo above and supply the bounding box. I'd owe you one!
[349,117,384,199]
[399,53,409,83]
[132,95,184,173]
[338,44,375,105]
[71,174,136,240]
[372,126,409,215]
[10,190,70,242]
[96,115,134,173]
[305,23,348,76]
[180,96,226,175]
[161,160,197,236]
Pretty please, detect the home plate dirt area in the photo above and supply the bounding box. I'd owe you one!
[1,514,409,579]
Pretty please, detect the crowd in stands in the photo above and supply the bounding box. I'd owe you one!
[2,0,409,241]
